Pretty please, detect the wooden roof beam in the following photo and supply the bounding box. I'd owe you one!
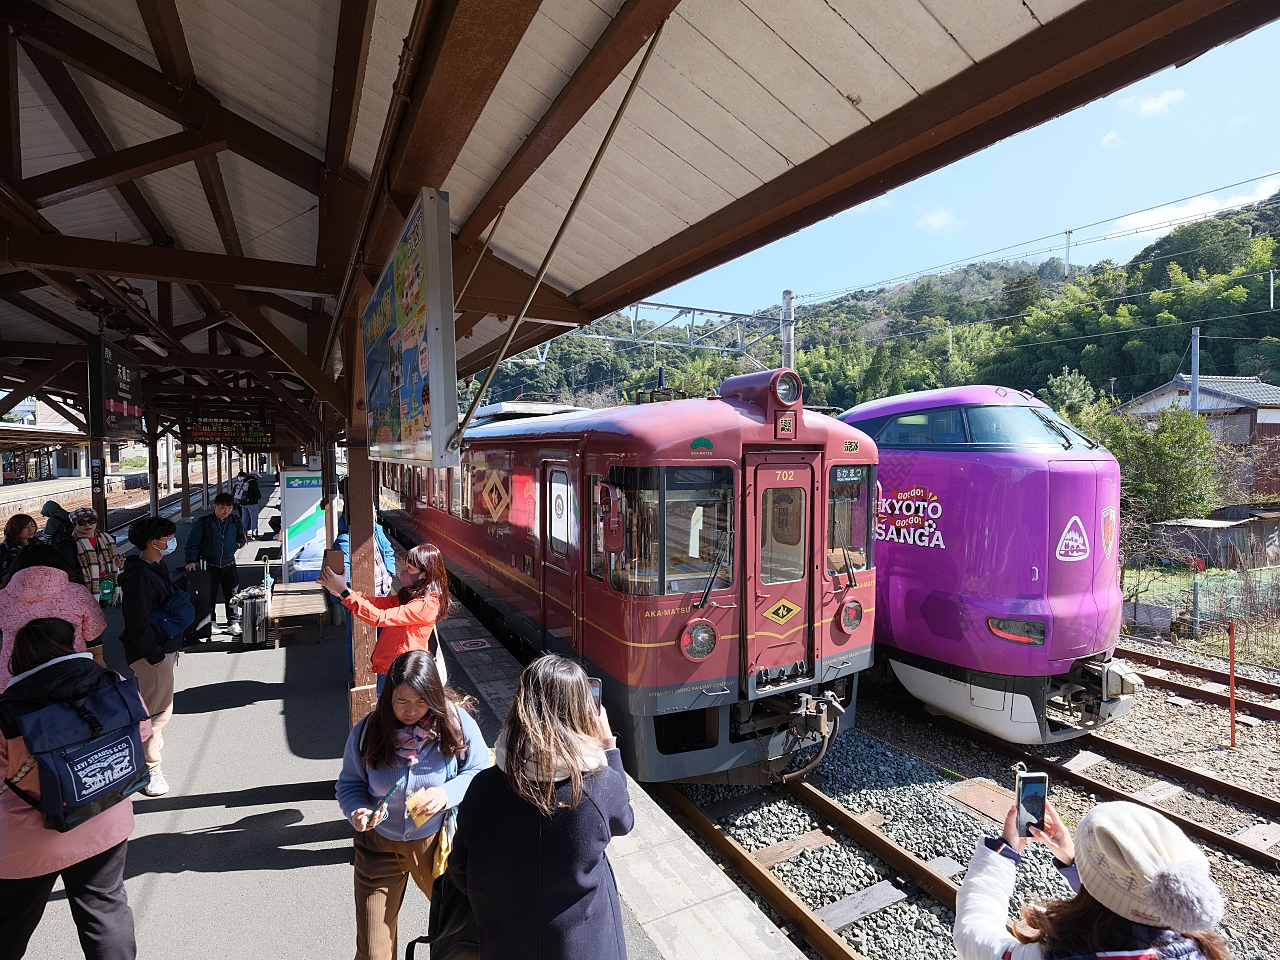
[34,390,85,432]
[0,358,74,418]
[325,0,376,178]
[0,229,341,296]
[0,290,96,340]
[22,44,171,245]
[20,128,227,209]
[1,25,18,184]
[457,0,679,247]
[572,0,1280,314]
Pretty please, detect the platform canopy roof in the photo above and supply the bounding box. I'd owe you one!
[0,0,1275,443]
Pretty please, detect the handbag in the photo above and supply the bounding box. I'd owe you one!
[412,872,478,960]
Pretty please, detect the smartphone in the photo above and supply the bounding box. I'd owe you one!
[324,549,346,576]
[588,677,602,711]
[1015,771,1049,838]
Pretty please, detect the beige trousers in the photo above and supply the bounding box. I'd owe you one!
[130,652,177,768]
[352,827,438,960]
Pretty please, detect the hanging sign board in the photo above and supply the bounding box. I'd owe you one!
[362,187,460,467]
[87,335,144,441]
[187,417,276,447]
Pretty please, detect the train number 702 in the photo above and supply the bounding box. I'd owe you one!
[773,470,795,481]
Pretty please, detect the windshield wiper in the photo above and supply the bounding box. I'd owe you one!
[833,515,857,589]
[695,532,729,609]
[1032,409,1073,450]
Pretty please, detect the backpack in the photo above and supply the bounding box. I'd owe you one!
[3,673,151,832]
[150,587,195,643]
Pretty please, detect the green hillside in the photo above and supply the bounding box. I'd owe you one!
[478,193,1280,411]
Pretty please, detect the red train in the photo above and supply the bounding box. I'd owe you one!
[377,370,878,782]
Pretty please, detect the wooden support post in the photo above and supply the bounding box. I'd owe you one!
[201,444,209,508]
[216,442,223,491]
[180,432,190,519]
[148,427,160,515]
[90,439,108,528]
[346,311,378,725]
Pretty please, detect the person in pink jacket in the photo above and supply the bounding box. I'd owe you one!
[0,617,152,959]
[0,543,107,692]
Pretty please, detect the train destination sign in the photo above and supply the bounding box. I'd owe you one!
[87,335,144,441]
[187,417,276,447]
[361,187,459,467]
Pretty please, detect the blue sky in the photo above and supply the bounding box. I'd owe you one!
[654,19,1280,315]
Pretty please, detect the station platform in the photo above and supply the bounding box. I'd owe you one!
[24,481,800,959]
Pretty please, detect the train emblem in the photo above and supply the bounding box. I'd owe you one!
[1101,506,1116,560]
[1056,515,1090,561]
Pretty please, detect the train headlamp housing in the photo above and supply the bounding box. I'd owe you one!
[987,617,1046,645]
[838,598,863,634]
[775,372,801,405]
[680,618,718,661]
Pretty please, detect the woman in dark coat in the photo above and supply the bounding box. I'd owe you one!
[448,655,634,960]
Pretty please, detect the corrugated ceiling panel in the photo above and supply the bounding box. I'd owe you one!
[1025,0,1087,22]
[17,47,94,178]
[348,0,415,180]
[920,0,1039,63]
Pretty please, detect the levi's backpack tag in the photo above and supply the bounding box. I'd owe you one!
[8,675,151,832]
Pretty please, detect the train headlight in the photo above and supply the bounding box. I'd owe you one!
[839,598,863,634]
[987,617,1046,645]
[680,619,718,661]
[775,372,801,405]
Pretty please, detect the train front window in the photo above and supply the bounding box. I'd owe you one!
[760,487,806,585]
[966,406,1067,445]
[827,465,869,578]
[664,467,733,596]
[608,466,661,596]
[876,407,966,445]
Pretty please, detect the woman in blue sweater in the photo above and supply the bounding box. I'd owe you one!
[337,650,488,960]
[448,654,634,960]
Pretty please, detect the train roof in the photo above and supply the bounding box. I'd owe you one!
[468,401,588,427]
[465,395,874,459]
[840,385,1048,423]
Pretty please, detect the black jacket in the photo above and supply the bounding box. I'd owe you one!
[245,476,261,505]
[0,536,23,582]
[184,512,245,568]
[0,655,112,739]
[118,555,179,664]
[448,750,634,960]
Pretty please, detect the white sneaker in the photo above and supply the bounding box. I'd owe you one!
[142,768,169,797]
[229,621,243,637]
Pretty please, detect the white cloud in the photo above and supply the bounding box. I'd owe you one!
[1099,130,1124,148]
[853,195,892,215]
[1229,117,1250,128]
[1114,177,1280,236]
[916,207,961,233]
[1119,89,1186,117]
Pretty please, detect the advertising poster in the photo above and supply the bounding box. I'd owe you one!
[361,187,459,466]
[279,470,324,583]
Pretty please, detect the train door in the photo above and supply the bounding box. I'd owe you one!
[744,452,818,697]
[540,462,578,654]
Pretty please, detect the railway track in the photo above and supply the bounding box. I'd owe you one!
[105,482,221,535]
[1117,645,1280,722]
[655,778,961,960]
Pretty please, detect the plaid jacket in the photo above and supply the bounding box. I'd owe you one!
[72,531,120,602]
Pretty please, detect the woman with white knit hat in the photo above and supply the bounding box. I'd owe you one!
[954,797,1230,960]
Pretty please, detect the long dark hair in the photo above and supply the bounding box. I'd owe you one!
[9,617,78,678]
[1015,884,1230,959]
[500,655,603,816]
[4,514,35,542]
[0,541,81,589]
[362,650,471,769]
[397,542,450,614]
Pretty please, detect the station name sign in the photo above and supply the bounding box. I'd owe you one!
[87,335,144,441]
[187,417,276,447]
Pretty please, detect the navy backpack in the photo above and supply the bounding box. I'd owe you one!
[3,674,152,832]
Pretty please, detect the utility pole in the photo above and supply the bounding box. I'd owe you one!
[1190,326,1200,416]
[780,289,795,370]
[1064,229,1073,280]
[948,325,953,360]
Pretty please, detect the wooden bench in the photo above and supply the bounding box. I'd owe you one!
[267,581,329,647]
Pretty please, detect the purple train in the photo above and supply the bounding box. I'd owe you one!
[839,385,1143,743]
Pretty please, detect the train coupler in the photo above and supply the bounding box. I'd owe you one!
[779,693,842,783]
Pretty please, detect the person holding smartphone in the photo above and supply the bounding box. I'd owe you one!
[954,795,1230,960]
[448,655,634,960]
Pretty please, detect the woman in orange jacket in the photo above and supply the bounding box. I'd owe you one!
[320,542,449,694]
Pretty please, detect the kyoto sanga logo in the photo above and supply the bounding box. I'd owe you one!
[763,599,801,625]
[690,437,713,451]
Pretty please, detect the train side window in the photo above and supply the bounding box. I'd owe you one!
[459,465,472,521]
[434,469,448,511]
[760,487,806,584]
[550,469,570,558]
[449,468,463,519]
[827,465,869,578]
[608,466,660,596]
[664,466,733,595]
[588,476,604,580]
[876,407,966,446]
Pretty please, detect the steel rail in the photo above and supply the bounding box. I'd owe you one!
[931,717,1280,869]
[1117,645,1280,700]
[1130,671,1280,723]
[654,784,868,960]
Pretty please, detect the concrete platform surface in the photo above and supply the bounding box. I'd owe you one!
[25,484,800,959]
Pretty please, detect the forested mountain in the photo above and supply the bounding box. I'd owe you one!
[477,193,1280,412]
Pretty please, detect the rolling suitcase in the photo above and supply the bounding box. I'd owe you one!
[179,566,218,642]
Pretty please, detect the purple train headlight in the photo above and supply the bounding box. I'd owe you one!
[680,619,718,661]
[987,617,1046,646]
